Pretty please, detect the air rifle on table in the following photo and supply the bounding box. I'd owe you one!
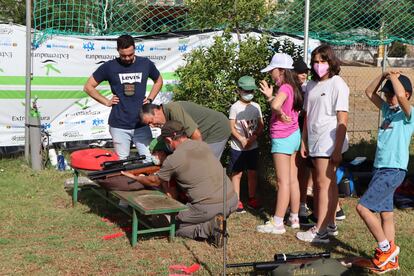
[226,251,331,272]
[88,155,159,180]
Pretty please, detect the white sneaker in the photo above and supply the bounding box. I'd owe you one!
[288,217,300,229]
[327,224,338,236]
[256,219,286,234]
[296,226,330,243]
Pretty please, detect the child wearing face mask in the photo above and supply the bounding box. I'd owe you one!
[296,44,349,243]
[229,76,264,213]
[257,53,304,234]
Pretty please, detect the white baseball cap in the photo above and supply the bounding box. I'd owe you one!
[261,53,294,72]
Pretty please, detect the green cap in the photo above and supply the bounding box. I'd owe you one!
[237,76,258,91]
[149,138,167,153]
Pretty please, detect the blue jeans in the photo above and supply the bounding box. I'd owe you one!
[109,126,152,162]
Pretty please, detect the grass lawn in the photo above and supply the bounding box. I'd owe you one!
[0,155,413,275]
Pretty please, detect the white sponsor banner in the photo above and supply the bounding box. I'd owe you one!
[0,24,320,146]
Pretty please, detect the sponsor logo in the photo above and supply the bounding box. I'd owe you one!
[32,52,69,59]
[86,54,117,60]
[119,72,142,84]
[92,118,105,126]
[11,135,25,142]
[5,125,25,129]
[46,43,74,49]
[178,38,189,53]
[41,60,61,76]
[0,26,13,35]
[91,126,107,135]
[142,55,167,61]
[12,115,50,121]
[42,123,51,129]
[58,120,86,125]
[149,46,171,52]
[83,42,95,51]
[197,34,210,41]
[65,110,101,118]
[0,39,17,47]
[0,51,12,58]
[136,44,145,53]
[100,45,117,50]
[178,44,188,53]
[63,130,83,138]
[74,99,90,110]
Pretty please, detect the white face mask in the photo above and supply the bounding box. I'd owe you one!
[151,155,161,165]
[241,93,254,102]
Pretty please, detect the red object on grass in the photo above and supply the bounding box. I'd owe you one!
[169,263,201,275]
[102,232,125,240]
[70,149,119,171]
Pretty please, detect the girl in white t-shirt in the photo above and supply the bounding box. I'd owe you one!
[296,45,349,243]
[256,53,304,234]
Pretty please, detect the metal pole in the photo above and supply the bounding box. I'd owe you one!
[303,0,310,64]
[24,0,32,163]
[222,168,227,276]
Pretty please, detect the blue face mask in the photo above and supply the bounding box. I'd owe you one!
[241,92,254,102]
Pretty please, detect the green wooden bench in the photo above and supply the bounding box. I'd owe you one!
[71,169,188,246]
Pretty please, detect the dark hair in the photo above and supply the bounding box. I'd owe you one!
[117,34,135,50]
[310,44,341,81]
[282,69,303,112]
[139,103,161,120]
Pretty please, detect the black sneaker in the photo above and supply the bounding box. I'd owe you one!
[336,208,346,221]
[208,213,225,248]
[299,215,315,227]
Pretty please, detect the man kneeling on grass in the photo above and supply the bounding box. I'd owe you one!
[122,120,238,248]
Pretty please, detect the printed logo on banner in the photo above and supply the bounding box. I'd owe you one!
[83,42,95,51]
[92,118,105,126]
[197,34,210,41]
[65,110,101,118]
[0,51,12,58]
[46,43,74,49]
[178,38,189,53]
[0,39,17,47]
[11,135,25,142]
[59,120,86,125]
[119,73,142,84]
[5,125,25,129]
[42,123,51,130]
[63,130,83,138]
[41,60,61,76]
[75,99,90,110]
[0,26,13,35]
[136,44,145,53]
[100,45,117,50]
[149,47,171,52]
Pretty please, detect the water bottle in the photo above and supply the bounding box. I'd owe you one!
[48,148,58,168]
[57,151,66,171]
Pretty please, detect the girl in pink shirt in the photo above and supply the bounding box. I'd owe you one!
[256,53,303,234]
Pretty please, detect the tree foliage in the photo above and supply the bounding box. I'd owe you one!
[187,0,274,32]
[173,32,304,141]
[0,0,25,24]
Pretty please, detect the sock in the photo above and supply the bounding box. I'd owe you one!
[273,216,284,225]
[290,213,299,220]
[378,240,391,252]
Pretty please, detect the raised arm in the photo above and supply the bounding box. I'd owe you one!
[365,72,386,109]
[389,71,411,119]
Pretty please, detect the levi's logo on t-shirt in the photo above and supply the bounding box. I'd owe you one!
[119,73,142,84]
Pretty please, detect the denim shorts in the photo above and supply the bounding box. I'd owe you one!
[271,129,301,154]
[359,168,406,212]
[229,148,259,172]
